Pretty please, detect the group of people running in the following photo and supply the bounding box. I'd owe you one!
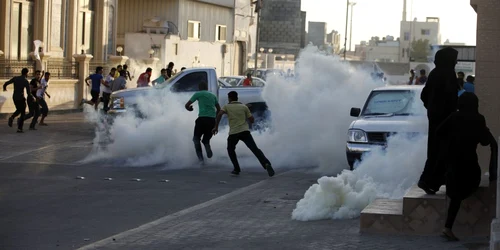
[417,47,497,241]
[3,68,51,132]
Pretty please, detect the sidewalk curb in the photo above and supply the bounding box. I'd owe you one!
[0,108,83,119]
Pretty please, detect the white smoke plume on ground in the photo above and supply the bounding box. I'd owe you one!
[291,134,427,221]
[83,46,383,171]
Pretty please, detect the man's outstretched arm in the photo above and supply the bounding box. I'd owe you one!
[213,110,226,135]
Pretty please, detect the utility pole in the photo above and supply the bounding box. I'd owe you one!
[349,2,356,52]
[343,0,349,60]
[253,0,262,76]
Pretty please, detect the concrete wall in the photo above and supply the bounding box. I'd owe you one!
[0,79,79,113]
[125,33,234,76]
[471,0,500,170]
[366,45,400,62]
[178,0,234,42]
[259,0,303,56]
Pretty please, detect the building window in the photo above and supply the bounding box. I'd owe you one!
[188,21,201,40]
[402,48,405,57]
[421,29,430,35]
[404,32,410,41]
[216,25,227,42]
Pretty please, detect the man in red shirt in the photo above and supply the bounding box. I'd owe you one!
[242,73,253,87]
[137,68,152,87]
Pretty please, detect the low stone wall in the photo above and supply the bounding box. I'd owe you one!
[0,79,79,114]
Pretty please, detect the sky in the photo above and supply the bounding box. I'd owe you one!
[301,0,477,49]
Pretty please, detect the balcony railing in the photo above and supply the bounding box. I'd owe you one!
[0,59,36,79]
[46,59,79,79]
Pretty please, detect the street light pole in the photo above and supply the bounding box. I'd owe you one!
[343,0,349,60]
[254,4,262,76]
[349,2,356,52]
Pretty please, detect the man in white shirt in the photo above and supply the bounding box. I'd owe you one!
[102,68,115,112]
[111,70,127,92]
[37,72,51,126]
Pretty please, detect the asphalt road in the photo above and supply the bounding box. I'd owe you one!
[0,112,490,250]
[0,113,292,250]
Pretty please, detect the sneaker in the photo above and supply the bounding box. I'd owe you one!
[8,117,13,127]
[204,144,213,158]
[231,170,240,176]
[16,129,23,133]
[265,164,275,177]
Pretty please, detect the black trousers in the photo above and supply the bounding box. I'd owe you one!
[24,97,40,128]
[227,131,270,172]
[193,117,216,144]
[445,199,462,229]
[102,92,111,112]
[39,98,49,116]
[12,99,26,130]
[419,117,447,190]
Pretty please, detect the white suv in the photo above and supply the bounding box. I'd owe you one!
[346,85,428,170]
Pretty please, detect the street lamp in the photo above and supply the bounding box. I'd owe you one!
[281,55,286,70]
[265,48,273,69]
[80,44,86,54]
[148,49,155,58]
[116,46,123,56]
[0,50,4,57]
[349,1,357,52]
[344,0,349,60]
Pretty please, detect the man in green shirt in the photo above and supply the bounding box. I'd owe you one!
[185,81,221,163]
[212,91,275,177]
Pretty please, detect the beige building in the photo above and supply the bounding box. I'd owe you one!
[116,0,254,76]
[0,0,117,113]
[399,17,441,62]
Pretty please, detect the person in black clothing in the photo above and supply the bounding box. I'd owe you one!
[457,71,465,89]
[166,62,174,79]
[3,68,33,133]
[435,92,497,241]
[418,47,460,194]
[24,70,42,130]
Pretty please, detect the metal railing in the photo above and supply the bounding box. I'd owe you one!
[0,59,36,78]
[46,59,78,79]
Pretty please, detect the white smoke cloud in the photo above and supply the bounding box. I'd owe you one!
[291,133,426,221]
[83,46,383,171]
[84,45,428,220]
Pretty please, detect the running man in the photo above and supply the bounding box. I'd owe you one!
[212,91,275,177]
[3,68,32,133]
[82,67,105,110]
[37,72,51,126]
[185,81,220,163]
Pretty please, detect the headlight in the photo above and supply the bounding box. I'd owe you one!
[347,129,368,143]
[112,97,125,109]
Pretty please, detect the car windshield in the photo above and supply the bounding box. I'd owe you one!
[219,77,241,87]
[361,90,425,116]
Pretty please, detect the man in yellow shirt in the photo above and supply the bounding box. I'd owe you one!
[212,91,275,177]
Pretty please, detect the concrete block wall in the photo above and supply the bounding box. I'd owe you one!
[259,0,303,55]
[471,0,500,172]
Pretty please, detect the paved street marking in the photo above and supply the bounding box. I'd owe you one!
[76,170,293,250]
[0,144,56,161]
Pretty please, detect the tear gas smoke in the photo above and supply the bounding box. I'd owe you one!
[291,133,427,221]
[83,46,382,170]
[84,45,428,220]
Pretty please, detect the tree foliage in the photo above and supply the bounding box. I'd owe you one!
[411,39,431,62]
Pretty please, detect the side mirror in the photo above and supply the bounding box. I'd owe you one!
[350,107,361,117]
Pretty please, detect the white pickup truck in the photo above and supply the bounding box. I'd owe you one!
[108,67,268,116]
[346,85,428,170]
